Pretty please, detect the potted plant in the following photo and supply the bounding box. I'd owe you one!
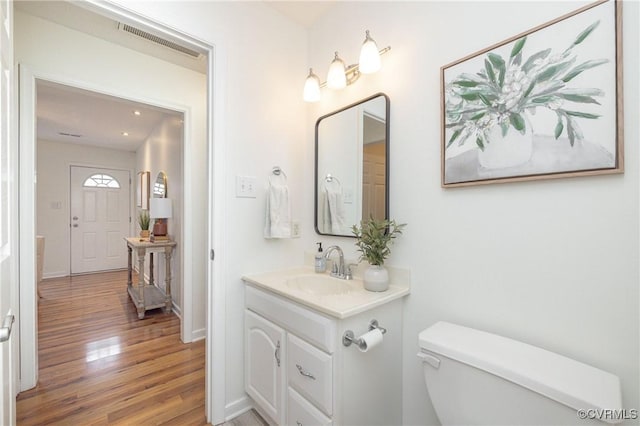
[138,210,150,238]
[352,217,406,292]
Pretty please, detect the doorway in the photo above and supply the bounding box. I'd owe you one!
[70,166,131,275]
[16,1,223,422]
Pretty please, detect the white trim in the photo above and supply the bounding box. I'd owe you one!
[41,272,67,280]
[208,43,228,425]
[18,65,38,391]
[191,327,206,342]
[225,396,253,422]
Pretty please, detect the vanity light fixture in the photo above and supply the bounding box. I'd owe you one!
[122,132,129,136]
[303,30,390,102]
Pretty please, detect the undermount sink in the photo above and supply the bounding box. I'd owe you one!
[285,274,354,296]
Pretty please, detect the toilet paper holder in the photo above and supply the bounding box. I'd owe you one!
[342,319,387,349]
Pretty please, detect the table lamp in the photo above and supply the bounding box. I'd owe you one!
[149,198,172,240]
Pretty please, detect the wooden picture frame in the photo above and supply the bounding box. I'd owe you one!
[441,0,623,187]
[137,171,150,210]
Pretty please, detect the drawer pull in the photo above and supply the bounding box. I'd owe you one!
[275,340,281,367]
[296,364,316,380]
[296,422,303,426]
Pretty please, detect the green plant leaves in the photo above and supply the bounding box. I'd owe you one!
[573,20,600,46]
[562,59,608,82]
[352,218,406,266]
[445,18,606,152]
[510,113,526,134]
[510,37,527,59]
[554,115,564,139]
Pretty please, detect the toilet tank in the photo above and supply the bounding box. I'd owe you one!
[418,322,623,425]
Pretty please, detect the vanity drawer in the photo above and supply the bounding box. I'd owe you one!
[288,387,332,426]
[246,285,336,353]
[287,333,333,416]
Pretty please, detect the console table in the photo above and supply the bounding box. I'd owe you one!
[125,237,177,319]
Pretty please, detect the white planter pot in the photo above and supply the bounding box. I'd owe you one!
[363,265,389,292]
[478,118,533,169]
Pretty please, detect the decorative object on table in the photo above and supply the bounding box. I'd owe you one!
[264,166,291,239]
[441,0,623,187]
[138,210,150,238]
[352,217,406,292]
[150,198,172,241]
[137,171,150,209]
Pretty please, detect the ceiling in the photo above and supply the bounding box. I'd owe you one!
[264,1,335,28]
[37,80,182,152]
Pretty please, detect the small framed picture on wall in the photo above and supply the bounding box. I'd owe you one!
[137,171,150,209]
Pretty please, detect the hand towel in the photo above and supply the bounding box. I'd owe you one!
[264,180,291,238]
[324,181,345,234]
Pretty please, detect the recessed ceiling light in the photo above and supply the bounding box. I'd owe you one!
[133,110,141,116]
[122,132,129,136]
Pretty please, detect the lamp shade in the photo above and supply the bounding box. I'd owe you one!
[326,52,347,89]
[303,68,321,102]
[359,30,381,74]
[149,197,173,219]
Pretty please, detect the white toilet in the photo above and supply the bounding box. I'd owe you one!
[418,322,623,425]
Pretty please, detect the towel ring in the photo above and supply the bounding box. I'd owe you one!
[270,166,287,184]
[325,174,341,186]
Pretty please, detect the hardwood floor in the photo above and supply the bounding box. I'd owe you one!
[16,270,208,425]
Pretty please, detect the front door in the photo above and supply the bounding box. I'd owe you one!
[70,166,130,274]
[0,0,17,422]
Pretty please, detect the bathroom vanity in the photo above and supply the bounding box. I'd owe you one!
[242,267,409,425]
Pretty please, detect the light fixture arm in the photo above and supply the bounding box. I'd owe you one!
[318,46,391,89]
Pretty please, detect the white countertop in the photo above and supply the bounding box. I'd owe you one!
[242,266,410,319]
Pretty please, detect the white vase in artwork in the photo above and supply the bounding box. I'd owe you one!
[363,265,389,292]
[478,119,533,169]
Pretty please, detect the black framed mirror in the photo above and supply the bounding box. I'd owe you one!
[315,93,390,237]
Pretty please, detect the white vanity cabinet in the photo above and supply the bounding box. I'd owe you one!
[244,283,404,426]
[245,310,286,424]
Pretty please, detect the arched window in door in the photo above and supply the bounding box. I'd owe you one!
[83,173,121,188]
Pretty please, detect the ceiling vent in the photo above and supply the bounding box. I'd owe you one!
[117,23,202,59]
[58,132,82,138]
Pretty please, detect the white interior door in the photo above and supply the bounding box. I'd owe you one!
[0,0,17,422]
[70,166,130,274]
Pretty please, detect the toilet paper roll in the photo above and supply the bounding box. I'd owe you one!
[357,328,384,352]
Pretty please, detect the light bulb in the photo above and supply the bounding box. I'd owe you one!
[359,30,381,74]
[303,68,321,102]
[327,52,347,89]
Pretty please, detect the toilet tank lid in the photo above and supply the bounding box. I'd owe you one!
[419,322,622,417]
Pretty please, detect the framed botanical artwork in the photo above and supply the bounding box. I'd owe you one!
[137,171,150,209]
[441,0,623,187]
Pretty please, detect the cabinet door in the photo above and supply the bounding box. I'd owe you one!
[245,310,286,424]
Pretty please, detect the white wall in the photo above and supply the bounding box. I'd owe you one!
[305,2,639,425]
[135,116,184,315]
[15,9,207,336]
[108,0,309,416]
[36,140,135,278]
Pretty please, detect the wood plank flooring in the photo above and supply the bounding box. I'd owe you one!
[16,270,208,425]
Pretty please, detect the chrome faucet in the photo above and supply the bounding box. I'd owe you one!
[324,245,345,279]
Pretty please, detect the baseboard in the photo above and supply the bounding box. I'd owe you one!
[42,271,67,279]
[191,327,205,342]
[172,301,182,318]
[225,396,253,422]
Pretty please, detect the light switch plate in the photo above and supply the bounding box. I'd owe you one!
[236,175,257,198]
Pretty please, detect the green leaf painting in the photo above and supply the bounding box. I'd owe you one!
[444,18,608,151]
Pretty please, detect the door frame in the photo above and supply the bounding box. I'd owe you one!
[17,2,227,423]
[68,165,133,275]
